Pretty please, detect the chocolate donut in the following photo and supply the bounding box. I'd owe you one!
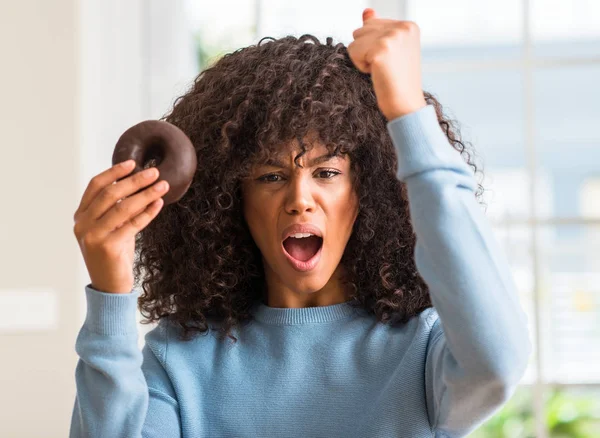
[112,120,197,205]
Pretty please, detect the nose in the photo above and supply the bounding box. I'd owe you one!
[284,174,316,215]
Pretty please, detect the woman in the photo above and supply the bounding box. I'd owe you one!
[70,9,531,438]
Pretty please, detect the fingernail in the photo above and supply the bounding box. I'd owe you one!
[154,181,168,191]
[145,168,158,178]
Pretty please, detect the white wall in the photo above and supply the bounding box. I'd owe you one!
[0,0,83,436]
[0,1,197,435]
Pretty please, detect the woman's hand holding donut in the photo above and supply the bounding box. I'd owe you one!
[72,160,170,294]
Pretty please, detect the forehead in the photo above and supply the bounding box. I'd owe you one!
[265,144,346,167]
[269,130,346,159]
[277,139,328,158]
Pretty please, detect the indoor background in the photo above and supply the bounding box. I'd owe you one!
[0,0,599,436]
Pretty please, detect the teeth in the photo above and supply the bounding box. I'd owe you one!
[289,233,314,239]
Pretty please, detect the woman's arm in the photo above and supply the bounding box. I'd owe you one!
[386,104,532,437]
[69,285,181,438]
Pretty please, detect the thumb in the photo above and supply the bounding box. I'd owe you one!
[363,8,377,23]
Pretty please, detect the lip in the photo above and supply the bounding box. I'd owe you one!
[281,240,323,272]
[281,223,323,241]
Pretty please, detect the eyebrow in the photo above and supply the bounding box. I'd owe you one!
[263,153,342,168]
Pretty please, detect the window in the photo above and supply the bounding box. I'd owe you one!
[409,0,600,436]
[580,177,600,218]
[184,0,258,70]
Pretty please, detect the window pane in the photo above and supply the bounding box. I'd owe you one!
[538,226,600,384]
[533,0,600,59]
[580,178,600,218]
[545,386,600,437]
[422,69,529,222]
[406,0,523,62]
[534,65,600,219]
[185,0,258,70]
[259,0,368,45]
[468,387,536,437]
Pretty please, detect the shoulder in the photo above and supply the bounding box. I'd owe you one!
[369,306,440,348]
[399,307,442,347]
[144,316,225,357]
[415,306,439,329]
[142,319,171,364]
[394,306,439,334]
[416,307,444,352]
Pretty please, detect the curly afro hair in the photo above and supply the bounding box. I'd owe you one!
[133,34,485,344]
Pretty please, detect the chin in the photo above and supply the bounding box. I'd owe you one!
[284,271,328,292]
[280,264,334,294]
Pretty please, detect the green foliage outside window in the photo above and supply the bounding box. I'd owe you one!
[470,387,600,437]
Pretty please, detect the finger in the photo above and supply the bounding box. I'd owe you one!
[347,40,369,73]
[354,17,399,39]
[109,198,164,242]
[115,203,146,229]
[352,25,378,40]
[348,34,377,73]
[75,160,135,220]
[96,179,169,236]
[86,166,160,221]
[363,8,378,23]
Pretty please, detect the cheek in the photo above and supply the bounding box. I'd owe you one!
[244,200,263,234]
[243,192,277,248]
[340,205,358,236]
[329,189,359,238]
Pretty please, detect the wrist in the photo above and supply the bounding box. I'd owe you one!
[385,97,427,121]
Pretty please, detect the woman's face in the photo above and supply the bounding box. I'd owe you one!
[241,139,359,306]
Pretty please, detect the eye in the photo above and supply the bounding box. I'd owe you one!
[258,174,283,183]
[257,169,341,183]
[317,169,341,179]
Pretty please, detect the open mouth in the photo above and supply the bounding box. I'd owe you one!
[282,235,324,272]
[283,235,322,261]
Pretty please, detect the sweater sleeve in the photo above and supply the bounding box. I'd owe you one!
[386,104,532,437]
[69,284,181,438]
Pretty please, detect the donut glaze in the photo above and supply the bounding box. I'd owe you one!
[112,120,197,205]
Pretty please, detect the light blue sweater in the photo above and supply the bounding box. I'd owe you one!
[69,104,532,438]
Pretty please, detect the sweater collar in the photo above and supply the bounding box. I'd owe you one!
[251,298,362,325]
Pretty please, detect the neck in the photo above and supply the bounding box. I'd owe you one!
[262,263,351,308]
